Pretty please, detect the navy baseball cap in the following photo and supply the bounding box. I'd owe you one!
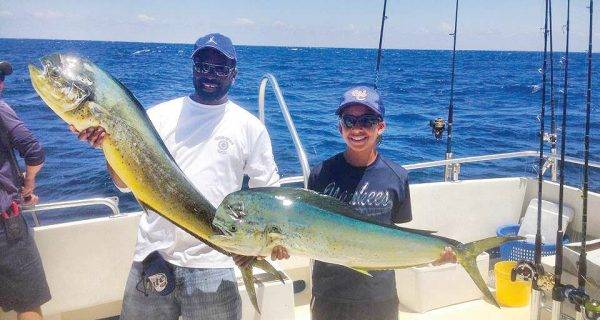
[336,85,385,118]
[191,33,236,62]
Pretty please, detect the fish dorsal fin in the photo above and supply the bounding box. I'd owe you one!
[248,187,438,236]
[101,68,185,180]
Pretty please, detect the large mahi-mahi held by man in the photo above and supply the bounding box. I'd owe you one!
[29,53,280,313]
[211,187,522,307]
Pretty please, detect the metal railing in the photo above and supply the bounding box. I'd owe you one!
[21,197,120,227]
[258,73,310,188]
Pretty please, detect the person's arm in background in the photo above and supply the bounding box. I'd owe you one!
[68,125,129,191]
[1,105,45,205]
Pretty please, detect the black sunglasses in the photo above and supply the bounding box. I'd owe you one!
[340,114,382,129]
[193,62,234,77]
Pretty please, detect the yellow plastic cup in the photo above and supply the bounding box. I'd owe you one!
[494,261,532,307]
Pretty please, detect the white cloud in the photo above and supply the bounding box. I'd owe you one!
[137,14,156,23]
[233,18,255,27]
[0,11,12,17]
[273,20,286,28]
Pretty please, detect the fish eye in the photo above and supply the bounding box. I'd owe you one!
[268,226,281,234]
[229,225,237,233]
[47,67,60,79]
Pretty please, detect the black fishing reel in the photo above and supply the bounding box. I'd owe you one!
[511,260,542,282]
[563,285,588,307]
[429,118,446,140]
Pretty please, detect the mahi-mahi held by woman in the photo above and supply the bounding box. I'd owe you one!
[210,187,522,307]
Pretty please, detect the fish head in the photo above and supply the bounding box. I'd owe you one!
[29,53,96,125]
[211,193,271,256]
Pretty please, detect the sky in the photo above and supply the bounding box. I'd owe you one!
[1,0,600,52]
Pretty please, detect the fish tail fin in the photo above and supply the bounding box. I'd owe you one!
[240,264,261,315]
[240,259,285,315]
[456,236,523,308]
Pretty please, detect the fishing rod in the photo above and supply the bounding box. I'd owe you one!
[548,0,558,182]
[443,0,459,181]
[580,0,593,304]
[429,0,460,182]
[558,2,600,319]
[575,1,594,318]
[550,0,569,319]
[374,0,388,89]
[531,0,551,318]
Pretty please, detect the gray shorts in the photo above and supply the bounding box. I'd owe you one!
[120,262,242,320]
[0,216,51,312]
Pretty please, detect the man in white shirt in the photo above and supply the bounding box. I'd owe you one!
[72,33,288,320]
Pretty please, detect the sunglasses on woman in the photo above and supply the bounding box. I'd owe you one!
[340,114,382,129]
[193,62,234,77]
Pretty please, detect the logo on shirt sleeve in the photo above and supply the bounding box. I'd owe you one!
[215,136,233,154]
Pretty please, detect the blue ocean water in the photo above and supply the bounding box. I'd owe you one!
[0,38,598,223]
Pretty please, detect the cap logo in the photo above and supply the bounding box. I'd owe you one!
[207,36,217,45]
[351,89,368,101]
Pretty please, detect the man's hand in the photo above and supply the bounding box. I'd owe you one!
[21,193,39,206]
[233,254,259,268]
[271,245,290,260]
[69,125,106,148]
[432,246,458,266]
[21,173,35,199]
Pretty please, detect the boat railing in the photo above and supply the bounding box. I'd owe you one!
[258,73,310,188]
[21,196,120,227]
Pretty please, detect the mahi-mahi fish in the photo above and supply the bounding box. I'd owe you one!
[211,187,522,307]
[29,53,280,313]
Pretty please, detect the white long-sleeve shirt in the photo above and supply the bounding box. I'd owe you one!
[131,96,280,268]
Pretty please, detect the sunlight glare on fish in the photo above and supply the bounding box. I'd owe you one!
[275,195,293,206]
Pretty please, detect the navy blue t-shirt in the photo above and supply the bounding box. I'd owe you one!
[309,152,412,302]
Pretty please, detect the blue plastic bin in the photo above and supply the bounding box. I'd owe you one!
[496,224,569,261]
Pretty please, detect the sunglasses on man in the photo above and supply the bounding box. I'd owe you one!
[340,114,382,129]
[193,62,234,77]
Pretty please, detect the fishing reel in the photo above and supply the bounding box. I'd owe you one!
[543,132,557,144]
[429,118,446,140]
[563,285,588,307]
[511,260,542,282]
